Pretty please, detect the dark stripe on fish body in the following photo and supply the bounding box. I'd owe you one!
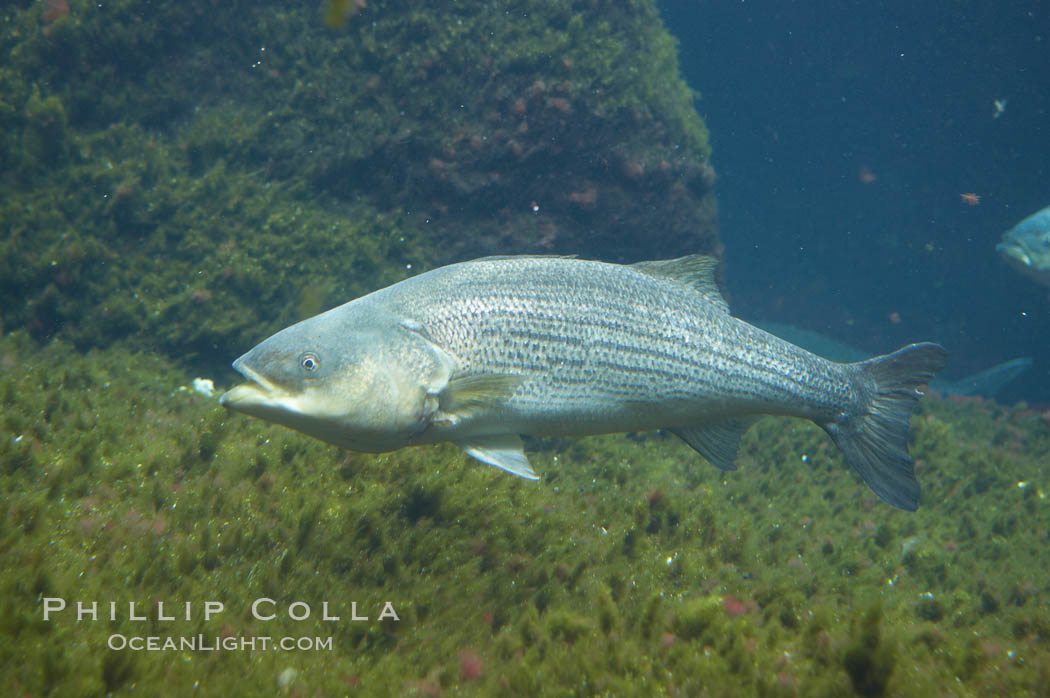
[401,271,853,422]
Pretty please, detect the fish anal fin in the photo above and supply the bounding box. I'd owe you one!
[672,418,756,472]
[461,435,538,480]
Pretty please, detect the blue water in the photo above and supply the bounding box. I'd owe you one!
[660,0,1050,404]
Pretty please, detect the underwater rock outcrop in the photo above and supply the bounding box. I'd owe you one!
[1,0,716,362]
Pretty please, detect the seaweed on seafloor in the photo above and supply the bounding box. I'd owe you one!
[0,331,1048,696]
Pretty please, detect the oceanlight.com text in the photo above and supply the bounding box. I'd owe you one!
[107,634,334,652]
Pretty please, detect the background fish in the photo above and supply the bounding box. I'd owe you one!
[220,256,947,511]
[997,204,1050,288]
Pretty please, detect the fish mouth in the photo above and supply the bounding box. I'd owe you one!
[996,242,1033,267]
[218,359,287,410]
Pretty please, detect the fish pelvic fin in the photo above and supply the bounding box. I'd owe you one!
[460,435,538,480]
[823,342,948,511]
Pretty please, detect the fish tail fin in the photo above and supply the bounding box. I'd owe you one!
[822,342,947,511]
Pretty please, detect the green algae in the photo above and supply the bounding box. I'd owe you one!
[2,0,716,364]
[1,97,428,364]
[1,332,1048,696]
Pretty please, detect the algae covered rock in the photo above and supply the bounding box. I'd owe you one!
[1,0,716,362]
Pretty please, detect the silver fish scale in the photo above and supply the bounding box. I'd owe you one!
[379,257,858,432]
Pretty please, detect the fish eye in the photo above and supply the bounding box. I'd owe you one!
[299,352,320,372]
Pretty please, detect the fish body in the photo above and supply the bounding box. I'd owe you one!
[757,322,1030,399]
[997,205,1050,288]
[220,256,946,510]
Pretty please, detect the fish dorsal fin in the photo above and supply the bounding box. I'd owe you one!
[672,417,757,471]
[470,253,578,262]
[630,255,729,313]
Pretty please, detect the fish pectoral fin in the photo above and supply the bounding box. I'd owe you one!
[460,435,539,480]
[439,374,524,417]
[672,418,757,472]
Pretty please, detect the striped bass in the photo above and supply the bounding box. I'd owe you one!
[219,255,947,510]
[997,203,1050,288]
